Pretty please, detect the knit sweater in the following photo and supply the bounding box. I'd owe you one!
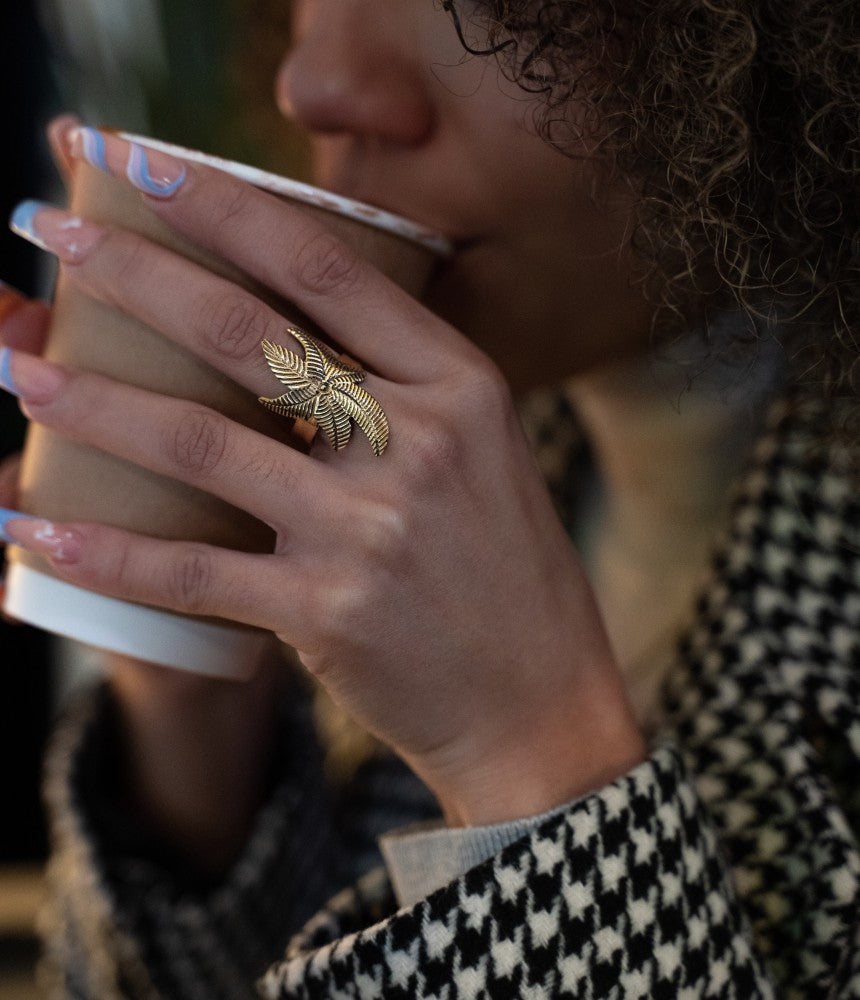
[40,390,860,999]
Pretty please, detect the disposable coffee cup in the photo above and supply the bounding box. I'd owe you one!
[3,135,452,678]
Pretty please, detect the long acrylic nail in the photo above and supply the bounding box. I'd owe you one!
[1,513,82,563]
[71,127,187,198]
[47,114,82,163]
[10,200,106,264]
[75,125,110,171]
[126,141,187,197]
[0,508,44,544]
[0,346,17,396]
[10,201,50,252]
[0,347,65,403]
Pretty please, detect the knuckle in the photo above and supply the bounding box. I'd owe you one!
[89,528,133,593]
[199,290,273,361]
[400,365,512,486]
[322,574,372,638]
[298,559,380,645]
[79,529,143,605]
[467,362,513,420]
[406,417,463,481]
[164,408,228,477]
[211,183,253,240]
[170,546,215,614]
[240,449,296,495]
[356,499,410,567]
[112,538,133,592]
[293,232,364,299]
[105,235,158,302]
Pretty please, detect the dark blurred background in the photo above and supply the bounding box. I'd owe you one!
[0,0,57,872]
[0,1,303,994]
[1,10,63,996]
[1,0,304,859]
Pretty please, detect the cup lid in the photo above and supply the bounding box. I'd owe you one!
[119,132,454,258]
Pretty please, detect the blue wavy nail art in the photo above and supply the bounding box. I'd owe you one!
[126,143,186,197]
[9,200,49,251]
[77,126,109,172]
[0,347,17,397]
[0,507,37,543]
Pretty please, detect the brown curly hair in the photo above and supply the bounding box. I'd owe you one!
[231,0,857,437]
[448,0,858,417]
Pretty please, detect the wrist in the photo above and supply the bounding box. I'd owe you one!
[420,670,646,828]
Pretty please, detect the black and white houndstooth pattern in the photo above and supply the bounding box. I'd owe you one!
[661,396,860,997]
[42,390,860,999]
[261,747,775,999]
[259,394,860,999]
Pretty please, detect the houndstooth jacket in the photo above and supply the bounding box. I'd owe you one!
[41,389,860,1000]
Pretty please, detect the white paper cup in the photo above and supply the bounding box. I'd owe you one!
[4,135,452,678]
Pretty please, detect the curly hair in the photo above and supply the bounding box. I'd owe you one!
[448,0,859,419]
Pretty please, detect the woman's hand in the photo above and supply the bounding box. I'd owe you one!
[0,119,286,872]
[5,128,645,826]
[0,115,78,398]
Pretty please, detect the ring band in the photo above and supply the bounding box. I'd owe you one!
[258,327,390,456]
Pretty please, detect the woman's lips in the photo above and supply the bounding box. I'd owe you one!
[325,183,479,250]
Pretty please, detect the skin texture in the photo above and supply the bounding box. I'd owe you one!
[0,2,686,860]
[4,140,645,825]
[282,0,654,391]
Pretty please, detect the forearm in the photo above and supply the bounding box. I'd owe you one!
[41,674,353,1000]
[108,645,286,875]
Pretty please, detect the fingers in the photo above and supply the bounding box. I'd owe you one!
[10,202,305,398]
[3,349,339,528]
[0,282,50,354]
[9,202,421,462]
[46,114,82,186]
[4,517,300,632]
[65,127,464,382]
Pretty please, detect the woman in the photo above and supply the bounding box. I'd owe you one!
[0,0,858,996]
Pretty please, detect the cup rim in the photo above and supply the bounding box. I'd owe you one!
[119,131,454,258]
[3,559,266,678]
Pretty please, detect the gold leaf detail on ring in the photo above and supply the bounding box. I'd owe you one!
[258,328,390,456]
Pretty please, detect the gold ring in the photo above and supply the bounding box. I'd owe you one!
[258,327,390,456]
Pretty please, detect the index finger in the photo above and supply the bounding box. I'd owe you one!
[68,127,463,382]
[47,114,82,187]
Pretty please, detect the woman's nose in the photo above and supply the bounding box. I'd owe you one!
[276,2,435,146]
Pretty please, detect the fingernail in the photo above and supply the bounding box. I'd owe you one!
[126,141,187,197]
[71,127,187,198]
[0,347,65,403]
[73,125,110,171]
[47,114,81,168]
[10,200,106,264]
[9,201,48,250]
[0,346,17,395]
[0,508,43,544]
[1,513,82,563]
